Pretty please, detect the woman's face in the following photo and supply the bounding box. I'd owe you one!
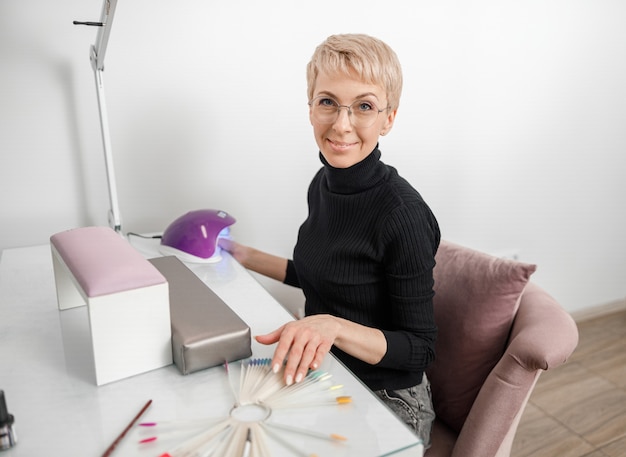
[309,70,397,169]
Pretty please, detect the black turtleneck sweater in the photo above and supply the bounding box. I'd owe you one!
[284,147,440,391]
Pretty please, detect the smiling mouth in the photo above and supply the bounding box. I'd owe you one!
[328,139,356,149]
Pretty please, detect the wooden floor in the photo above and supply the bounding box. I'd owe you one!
[511,308,626,457]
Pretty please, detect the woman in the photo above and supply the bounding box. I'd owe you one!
[220,33,440,447]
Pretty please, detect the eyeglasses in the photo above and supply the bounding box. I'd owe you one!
[308,96,389,128]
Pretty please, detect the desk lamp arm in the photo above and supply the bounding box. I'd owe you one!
[90,46,122,232]
[77,0,122,233]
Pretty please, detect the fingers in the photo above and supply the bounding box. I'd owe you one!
[284,331,319,385]
[255,320,333,386]
[254,326,283,345]
[255,325,291,374]
[310,339,333,370]
[217,237,234,251]
[217,239,248,264]
[270,326,297,379]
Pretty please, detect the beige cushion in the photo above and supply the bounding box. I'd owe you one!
[426,240,536,433]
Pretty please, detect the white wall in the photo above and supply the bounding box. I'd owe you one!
[2,0,625,315]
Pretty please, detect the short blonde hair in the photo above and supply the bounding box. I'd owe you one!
[306,34,403,110]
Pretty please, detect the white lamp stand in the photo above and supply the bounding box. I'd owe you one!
[75,0,122,233]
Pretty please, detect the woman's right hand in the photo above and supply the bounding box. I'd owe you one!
[218,237,249,264]
[218,238,288,283]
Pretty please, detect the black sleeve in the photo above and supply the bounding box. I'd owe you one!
[283,259,301,288]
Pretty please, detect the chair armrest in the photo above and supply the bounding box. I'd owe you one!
[508,282,579,371]
[450,282,578,457]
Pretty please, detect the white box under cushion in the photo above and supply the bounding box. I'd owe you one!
[50,227,172,385]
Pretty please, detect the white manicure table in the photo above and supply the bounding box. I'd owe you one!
[0,239,423,456]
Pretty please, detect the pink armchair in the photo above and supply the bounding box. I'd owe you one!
[424,241,579,457]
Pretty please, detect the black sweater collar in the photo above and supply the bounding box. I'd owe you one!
[319,146,387,195]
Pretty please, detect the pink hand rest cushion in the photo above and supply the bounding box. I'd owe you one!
[427,240,537,433]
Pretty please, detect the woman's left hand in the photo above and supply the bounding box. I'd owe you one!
[255,314,341,386]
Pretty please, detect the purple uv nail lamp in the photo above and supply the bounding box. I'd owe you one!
[159,209,236,263]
